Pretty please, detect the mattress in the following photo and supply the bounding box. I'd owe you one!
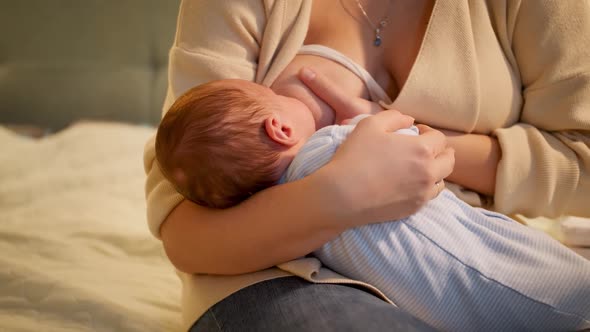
[0,122,181,331]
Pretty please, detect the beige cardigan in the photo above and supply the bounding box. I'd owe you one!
[143,0,590,328]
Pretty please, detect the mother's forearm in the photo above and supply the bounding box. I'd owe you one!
[443,132,501,196]
[160,167,349,275]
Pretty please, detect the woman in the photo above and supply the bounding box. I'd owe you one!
[143,0,590,330]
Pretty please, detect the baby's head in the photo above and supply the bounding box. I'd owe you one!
[155,79,315,208]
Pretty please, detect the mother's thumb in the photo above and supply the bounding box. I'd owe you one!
[363,110,415,132]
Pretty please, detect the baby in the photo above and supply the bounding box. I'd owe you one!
[155,79,590,331]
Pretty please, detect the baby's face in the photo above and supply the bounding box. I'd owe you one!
[270,92,317,139]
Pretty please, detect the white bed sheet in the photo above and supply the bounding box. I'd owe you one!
[0,122,181,331]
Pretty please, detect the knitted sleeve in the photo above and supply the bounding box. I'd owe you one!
[493,1,590,217]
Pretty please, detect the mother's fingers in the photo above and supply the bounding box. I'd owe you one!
[298,67,349,111]
[428,180,446,199]
[415,124,450,158]
[430,147,455,188]
[414,124,455,197]
[357,109,415,133]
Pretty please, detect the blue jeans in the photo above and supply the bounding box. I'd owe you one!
[190,276,435,332]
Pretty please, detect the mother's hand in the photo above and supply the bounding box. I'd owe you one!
[298,67,383,124]
[301,67,455,225]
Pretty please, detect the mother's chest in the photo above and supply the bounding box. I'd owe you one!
[390,1,523,134]
[303,0,523,134]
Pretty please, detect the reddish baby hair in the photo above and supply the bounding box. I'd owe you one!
[155,80,283,208]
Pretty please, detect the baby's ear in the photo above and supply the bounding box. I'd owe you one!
[172,168,188,186]
[264,115,298,147]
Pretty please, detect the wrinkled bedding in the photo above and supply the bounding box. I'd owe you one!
[0,122,181,331]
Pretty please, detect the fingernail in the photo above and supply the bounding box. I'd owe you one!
[300,67,316,80]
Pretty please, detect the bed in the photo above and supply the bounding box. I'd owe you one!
[0,123,181,331]
[0,1,182,331]
[1,1,588,331]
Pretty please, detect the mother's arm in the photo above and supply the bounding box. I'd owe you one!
[437,130,501,196]
[147,0,454,275]
[159,168,353,275]
[489,1,590,217]
[415,2,590,216]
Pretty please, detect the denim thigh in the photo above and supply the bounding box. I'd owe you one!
[190,276,434,332]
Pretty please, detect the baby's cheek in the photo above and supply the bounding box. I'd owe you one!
[271,66,334,128]
[272,81,335,129]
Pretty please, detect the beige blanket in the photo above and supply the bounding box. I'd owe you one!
[0,122,181,331]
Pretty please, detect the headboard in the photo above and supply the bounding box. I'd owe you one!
[0,0,180,130]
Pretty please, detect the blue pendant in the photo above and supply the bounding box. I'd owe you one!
[374,36,382,47]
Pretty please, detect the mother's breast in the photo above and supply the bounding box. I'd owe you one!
[270,54,369,129]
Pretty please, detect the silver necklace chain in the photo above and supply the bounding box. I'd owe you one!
[355,0,392,47]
